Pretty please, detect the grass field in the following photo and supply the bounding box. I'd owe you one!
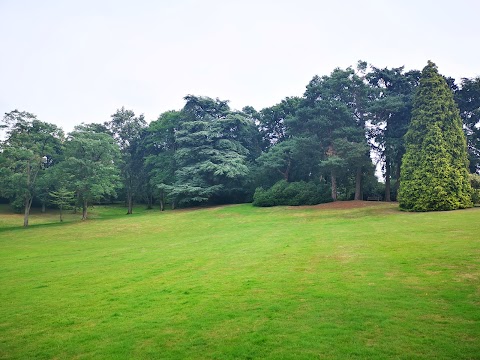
[0,202,479,359]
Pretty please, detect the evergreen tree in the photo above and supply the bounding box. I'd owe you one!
[454,77,480,174]
[291,67,371,200]
[49,187,75,222]
[367,66,421,201]
[398,61,472,211]
[171,96,252,206]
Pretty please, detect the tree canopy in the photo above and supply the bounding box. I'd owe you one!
[1,60,478,224]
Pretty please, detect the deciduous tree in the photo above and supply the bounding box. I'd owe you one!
[0,110,63,226]
[105,107,147,214]
[61,124,121,220]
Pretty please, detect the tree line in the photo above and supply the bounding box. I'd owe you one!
[1,61,479,226]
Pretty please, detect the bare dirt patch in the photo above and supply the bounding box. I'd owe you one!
[290,200,394,210]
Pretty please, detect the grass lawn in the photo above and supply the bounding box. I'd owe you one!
[0,202,479,359]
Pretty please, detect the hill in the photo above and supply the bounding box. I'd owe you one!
[0,202,479,359]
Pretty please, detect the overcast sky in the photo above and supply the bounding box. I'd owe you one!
[1,0,479,132]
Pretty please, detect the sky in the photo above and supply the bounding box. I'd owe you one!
[1,0,479,132]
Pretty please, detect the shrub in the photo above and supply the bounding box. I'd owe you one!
[471,174,480,205]
[253,180,332,207]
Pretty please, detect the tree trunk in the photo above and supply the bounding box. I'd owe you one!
[285,159,291,181]
[385,158,391,202]
[159,191,165,211]
[331,172,337,201]
[278,160,291,181]
[24,162,31,227]
[41,202,46,213]
[127,192,133,215]
[23,195,32,227]
[82,199,88,220]
[59,205,63,222]
[354,166,362,200]
[146,194,153,210]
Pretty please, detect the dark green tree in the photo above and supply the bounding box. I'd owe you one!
[256,138,302,182]
[398,61,472,211]
[454,77,480,174]
[105,107,147,214]
[146,110,181,210]
[367,66,421,201]
[255,97,301,149]
[292,66,371,200]
[171,96,252,206]
[470,174,480,204]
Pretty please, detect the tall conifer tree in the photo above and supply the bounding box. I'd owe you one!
[398,61,472,211]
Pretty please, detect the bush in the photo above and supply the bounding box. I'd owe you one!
[253,180,332,207]
[471,174,480,205]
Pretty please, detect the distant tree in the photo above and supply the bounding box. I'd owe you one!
[256,139,298,182]
[470,174,480,204]
[292,66,371,200]
[399,62,472,211]
[0,110,63,226]
[454,77,480,174]
[61,124,121,220]
[35,168,58,213]
[256,97,301,148]
[49,187,75,222]
[146,110,181,210]
[367,66,421,201]
[105,107,147,214]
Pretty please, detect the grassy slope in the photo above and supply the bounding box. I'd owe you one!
[0,203,479,359]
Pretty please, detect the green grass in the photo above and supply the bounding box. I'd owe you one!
[0,203,479,359]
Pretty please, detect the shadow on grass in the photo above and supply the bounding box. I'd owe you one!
[0,205,172,234]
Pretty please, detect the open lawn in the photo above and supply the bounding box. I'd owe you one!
[0,202,479,359]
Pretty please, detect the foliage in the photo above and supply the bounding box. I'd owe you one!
[254,97,301,148]
[366,66,421,200]
[455,77,480,174]
[252,180,332,206]
[2,61,479,212]
[170,96,254,206]
[61,124,122,219]
[470,173,480,204]
[289,66,371,200]
[105,107,147,214]
[0,110,64,225]
[399,62,473,211]
[49,187,75,221]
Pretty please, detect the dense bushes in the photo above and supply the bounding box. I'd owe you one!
[252,180,332,207]
[471,174,480,205]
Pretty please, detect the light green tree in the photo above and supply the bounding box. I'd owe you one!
[61,124,122,220]
[49,187,75,222]
[399,61,472,211]
[0,110,64,226]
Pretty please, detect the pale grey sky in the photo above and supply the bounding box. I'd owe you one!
[1,0,479,132]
